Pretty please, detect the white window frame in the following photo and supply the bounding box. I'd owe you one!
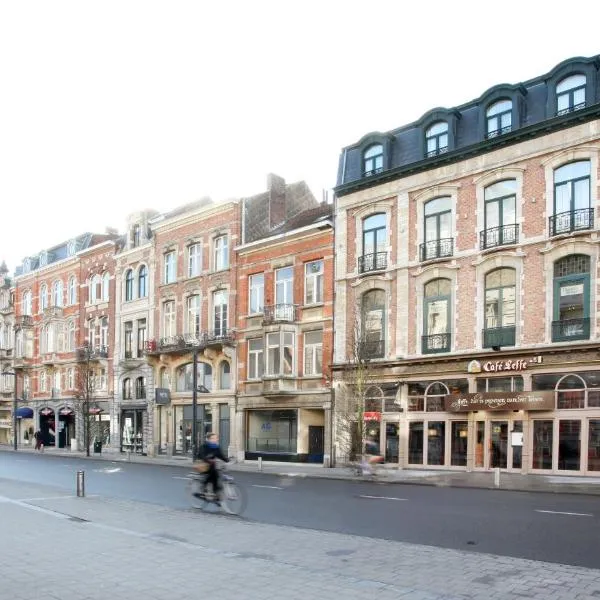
[305,260,324,305]
[67,320,76,352]
[40,370,47,392]
[186,294,201,336]
[249,273,264,314]
[213,235,229,271]
[304,330,323,376]
[266,330,294,376]
[213,290,228,335]
[52,280,63,307]
[68,277,77,305]
[138,265,148,298]
[67,368,74,390]
[125,269,134,302]
[248,338,264,380]
[164,251,176,284]
[40,284,48,311]
[22,291,32,316]
[188,243,202,278]
[163,301,176,337]
[102,272,110,302]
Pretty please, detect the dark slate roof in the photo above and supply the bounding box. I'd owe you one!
[265,202,333,239]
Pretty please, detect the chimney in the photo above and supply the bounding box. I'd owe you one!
[267,173,286,228]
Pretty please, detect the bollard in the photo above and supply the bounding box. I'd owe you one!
[494,467,500,488]
[76,470,85,497]
[258,456,262,472]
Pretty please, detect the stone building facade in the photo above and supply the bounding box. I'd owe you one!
[0,262,14,445]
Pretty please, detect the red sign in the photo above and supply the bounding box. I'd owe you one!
[59,408,74,416]
[363,411,381,422]
[88,407,103,415]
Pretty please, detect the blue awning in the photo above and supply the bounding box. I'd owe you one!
[15,407,33,419]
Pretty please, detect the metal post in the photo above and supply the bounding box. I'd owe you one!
[258,456,262,472]
[192,349,198,459]
[76,470,85,497]
[12,372,17,451]
[494,467,500,488]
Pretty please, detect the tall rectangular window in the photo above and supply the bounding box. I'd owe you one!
[100,317,108,348]
[213,290,228,336]
[214,235,229,271]
[249,273,264,314]
[164,251,176,284]
[305,260,324,305]
[137,319,146,358]
[188,243,201,277]
[266,331,294,376]
[163,301,175,337]
[304,330,323,375]
[186,295,201,336]
[124,322,133,358]
[248,338,264,379]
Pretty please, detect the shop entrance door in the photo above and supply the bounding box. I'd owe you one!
[490,421,508,468]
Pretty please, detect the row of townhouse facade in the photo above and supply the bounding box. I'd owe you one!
[6,174,334,463]
[332,54,600,476]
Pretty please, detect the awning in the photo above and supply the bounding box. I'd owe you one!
[16,407,33,419]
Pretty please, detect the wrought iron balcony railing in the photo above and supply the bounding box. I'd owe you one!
[479,224,519,250]
[556,101,586,117]
[552,318,590,342]
[485,125,512,139]
[358,339,385,360]
[76,345,109,361]
[549,208,594,237]
[358,251,387,274]
[482,326,516,348]
[145,329,234,355]
[263,304,299,324]
[426,146,449,158]
[15,315,33,328]
[363,166,383,177]
[419,238,453,261]
[422,333,451,354]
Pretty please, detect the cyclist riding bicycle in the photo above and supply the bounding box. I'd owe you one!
[361,436,384,475]
[194,432,229,499]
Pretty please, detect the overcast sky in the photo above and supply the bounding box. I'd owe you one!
[1,1,598,272]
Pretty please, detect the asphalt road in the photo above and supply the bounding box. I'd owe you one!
[2,451,600,569]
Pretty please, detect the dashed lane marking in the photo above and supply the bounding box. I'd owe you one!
[535,509,593,517]
[252,484,284,490]
[358,495,407,501]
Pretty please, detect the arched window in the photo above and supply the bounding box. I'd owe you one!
[102,272,110,302]
[42,324,55,354]
[176,362,212,392]
[553,254,590,342]
[125,269,134,302]
[422,197,452,260]
[360,213,387,273]
[486,99,512,137]
[52,280,63,307]
[122,378,132,400]
[138,265,148,298]
[557,374,585,410]
[90,275,102,303]
[135,376,146,399]
[22,291,32,316]
[425,122,448,157]
[551,161,591,236]
[159,367,171,389]
[68,276,77,305]
[556,74,586,115]
[482,180,517,249]
[40,284,48,311]
[363,144,383,177]
[220,361,231,389]
[423,278,451,353]
[360,289,385,359]
[484,268,516,348]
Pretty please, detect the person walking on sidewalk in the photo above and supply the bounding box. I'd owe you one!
[34,430,44,452]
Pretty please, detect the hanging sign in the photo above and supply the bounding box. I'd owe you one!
[445,391,554,412]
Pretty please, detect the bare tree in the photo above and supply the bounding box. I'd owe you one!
[72,347,97,457]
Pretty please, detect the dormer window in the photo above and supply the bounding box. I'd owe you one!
[39,251,48,267]
[67,240,76,256]
[425,122,448,157]
[363,144,383,177]
[23,258,31,273]
[132,224,141,248]
[556,74,586,116]
[486,100,512,138]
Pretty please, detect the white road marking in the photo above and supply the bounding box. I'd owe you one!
[252,484,284,490]
[92,467,122,474]
[535,509,593,517]
[358,495,407,501]
[172,476,190,481]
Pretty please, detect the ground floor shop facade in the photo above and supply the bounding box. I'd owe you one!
[338,346,600,476]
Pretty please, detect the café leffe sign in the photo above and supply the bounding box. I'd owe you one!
[467,356,542,374]
[445,391,555,412]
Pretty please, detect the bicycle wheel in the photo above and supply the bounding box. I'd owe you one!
[188,476,208,510]
[220,481,247,515]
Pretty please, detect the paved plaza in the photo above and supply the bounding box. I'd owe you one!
[1,477,600,600]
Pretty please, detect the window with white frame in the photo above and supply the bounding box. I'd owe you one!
[219,361,231,389]
[425,121,449,157]
[56,322,65,352]
[159,367,171,389]
[40,370,47,392]
[135,376,146,399]
[249,273,264,314]
[163,301,176,338]
[15,331,23,357]
[486,99,512,138]
[53,370,61,392]
[213,290,228,336]
[100,317,109,348]
[22,291,32,316]
[125,269,134,301]
[363,144,383,176]
[213,235,228,271]
[123,377,132,399]
[248,338,264,380]
[305,260,324,305]
[68,276,77,305]
[124,322,133,358]
[556,74,586,115]
[132,224,141,248]
[42,323,55,353]
[164,251,176,284]
[90,275,102,303]
[67,320,76,352]
[188,243,201,277]
[137,318,146,357]
[176,362,212,392]
[304,330,323,376]
[52,280,63,307]
[266,331,294,376]
[67,368,74,390]
[40,284,48,311]
[275,266,294,318]
[102,272,110,302]
[96,367,107,390]
[186,294,201,336]
[138,265,148,298]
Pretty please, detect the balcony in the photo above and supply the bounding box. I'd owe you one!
[13,356,32,369]
[263,304,299,324]
[485,125,512,139]
[549,208,594,237]
[145,329,235,356]
[43,306,63,319]
[426,146,448,158]
[422,333,451,354]
[262,377,298,396]
[76,345,109,361]
[41,353,58,365]
[482,326,516,348]
[358,251,387,274]
[479,224,519,250]
[363,166,383,178]
[419,238,453,262]
[556,101,586,117]
[358,339,385,360]
[15,315,33,329]
[552,318,590,342]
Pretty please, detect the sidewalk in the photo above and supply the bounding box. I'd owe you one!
[3,444,600,495]
[1,476,600,600]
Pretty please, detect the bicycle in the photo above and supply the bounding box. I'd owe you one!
[187,467,247,516]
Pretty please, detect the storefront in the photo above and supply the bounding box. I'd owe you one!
[120,407,147,454]
[57,407,75,449]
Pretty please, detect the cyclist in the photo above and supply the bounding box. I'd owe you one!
[361,436,384,475]
[195,432,229,499]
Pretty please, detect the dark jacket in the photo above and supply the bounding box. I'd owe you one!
[197,442,228,463]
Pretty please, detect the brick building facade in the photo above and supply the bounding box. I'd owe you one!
[333,55,600,475]
[0,262,14,445]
